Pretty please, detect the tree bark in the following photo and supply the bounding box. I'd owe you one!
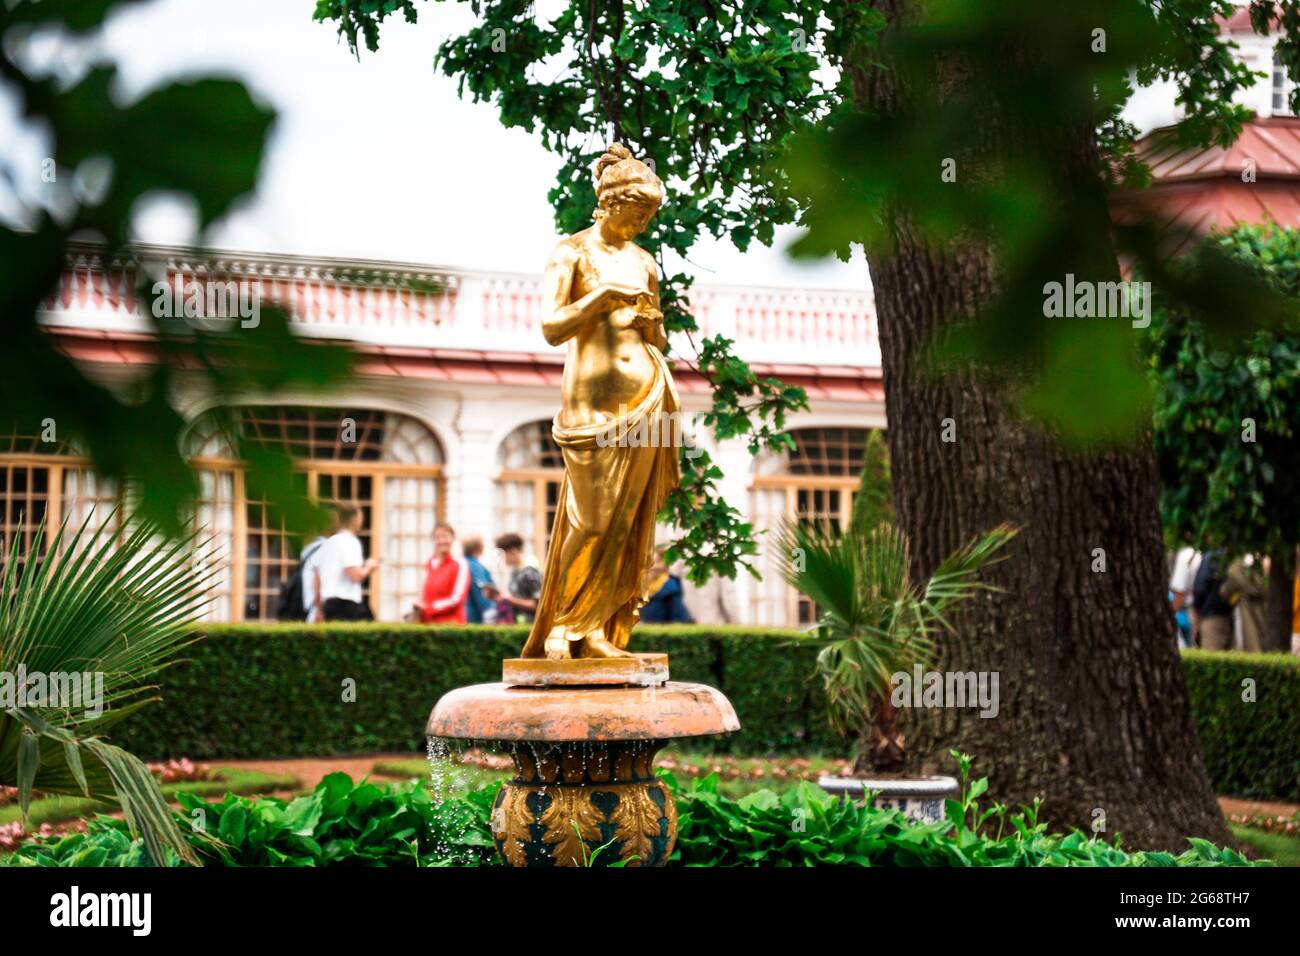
[854,693,904,776]
[1265,549,1295,653]
[845,0,1233,851]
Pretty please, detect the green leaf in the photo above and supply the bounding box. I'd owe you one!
[55,71,275,239]
[219,804,249,846]
[62,741,89,797]
[17,730,40,815]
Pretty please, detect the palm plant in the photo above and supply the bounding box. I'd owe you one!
[774,516,1015,775]
[0,513,213,864]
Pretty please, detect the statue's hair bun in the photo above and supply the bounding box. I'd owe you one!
[591,143,664,220]
[594,143,634,182]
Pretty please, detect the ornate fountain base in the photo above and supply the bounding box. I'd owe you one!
[492,739,676,866]
[427,670,738,867]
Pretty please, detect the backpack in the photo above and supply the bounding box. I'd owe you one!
[1191,549,1230,617]
[274,538,326,622]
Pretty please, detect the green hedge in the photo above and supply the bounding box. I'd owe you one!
[110,625,1299,800]
[1182,650,1300,801]
[112,624,829,761]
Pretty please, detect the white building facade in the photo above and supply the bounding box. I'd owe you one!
[19,243,883,628]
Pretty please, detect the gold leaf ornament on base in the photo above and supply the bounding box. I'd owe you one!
[490,741,677,867]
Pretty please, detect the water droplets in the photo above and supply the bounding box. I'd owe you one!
[424,735,481,865]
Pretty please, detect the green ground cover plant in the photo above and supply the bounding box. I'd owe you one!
[4,755,1262,868]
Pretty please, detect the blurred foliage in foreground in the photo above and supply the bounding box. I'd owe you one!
[0,1,352,535]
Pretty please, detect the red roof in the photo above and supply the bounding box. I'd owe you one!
[1111,117,1300,255]
[1133,116,1300,181]
[1219,6,1262,32]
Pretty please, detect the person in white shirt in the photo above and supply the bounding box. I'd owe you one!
[317,504,380,621]
[299,510,340,624]
[300,534,329,623]
[1168,546,1201,648]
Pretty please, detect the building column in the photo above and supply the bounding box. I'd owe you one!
[450,400,499,546]
[710,435,760,625]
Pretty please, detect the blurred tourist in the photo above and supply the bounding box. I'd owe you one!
[1168,546,1200,648]
[319,504,379,622]
[462,535,497,624]
[417,522,470,624]
[491,533,541,624]
[271,508,337,622]
[640,546,693,624]
[1293,560,1299,655]
[1221,554,1269,653]
[300,508,340,623]
[1191,548,1233,650]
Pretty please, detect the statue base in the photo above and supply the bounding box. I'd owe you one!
[502,652,668,687]
[491,739,678,867]
[427,672,740,867]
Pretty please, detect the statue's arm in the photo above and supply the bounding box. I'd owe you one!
[540,244,606,347]
[643,255,668,352]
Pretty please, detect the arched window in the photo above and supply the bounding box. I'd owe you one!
[495,419,563,564]
[0,427,119,566]
[750,426,874,627]
[188,406,445,621]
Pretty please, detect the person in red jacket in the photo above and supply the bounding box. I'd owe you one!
[417,522,470,624]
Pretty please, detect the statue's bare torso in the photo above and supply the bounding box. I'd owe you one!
[546,228,661,430]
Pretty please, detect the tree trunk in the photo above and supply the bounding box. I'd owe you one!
[854,693,904,776]
[845,0,1233,851]
[1265,549,1295,653]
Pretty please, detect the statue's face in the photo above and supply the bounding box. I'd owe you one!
[604,196,657,239]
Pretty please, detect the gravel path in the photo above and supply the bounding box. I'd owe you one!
[1218,796,1300,820]
[211,753,424,794]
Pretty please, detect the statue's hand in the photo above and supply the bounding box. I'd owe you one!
[633,306,663,329]
[600,282,652,306]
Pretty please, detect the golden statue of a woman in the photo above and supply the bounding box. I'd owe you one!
[520,144,680,661]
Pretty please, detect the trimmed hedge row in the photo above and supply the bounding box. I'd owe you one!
[1182,650,1300,801]
[111,625,1300,799]
[113,624,838,761]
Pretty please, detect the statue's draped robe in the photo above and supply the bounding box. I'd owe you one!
[522,344,681,657]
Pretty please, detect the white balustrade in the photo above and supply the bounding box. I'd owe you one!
[37,244,879,369]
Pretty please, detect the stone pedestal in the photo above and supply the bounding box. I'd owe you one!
[427,666,739,867]
[817,774,960,824]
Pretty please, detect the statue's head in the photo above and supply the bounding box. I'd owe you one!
[593,143,663,239]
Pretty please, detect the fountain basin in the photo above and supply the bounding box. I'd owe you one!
[427,681,739,741]
[427,679,739,866]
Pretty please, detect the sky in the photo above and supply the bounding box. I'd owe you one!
[0,0,1214,291]
[0,0,872,290]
